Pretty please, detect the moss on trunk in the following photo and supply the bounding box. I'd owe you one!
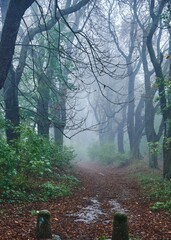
[36,210,52,239]
[112,212,129,240]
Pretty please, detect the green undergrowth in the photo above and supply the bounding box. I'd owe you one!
[0,126,79,203]
[130,162,171,212]
[88,143,129,166]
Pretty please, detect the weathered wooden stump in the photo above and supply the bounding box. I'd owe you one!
[36,210,52,239]
[112,212,129,240]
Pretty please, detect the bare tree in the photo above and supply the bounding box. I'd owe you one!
[108,0,144,159]
[0,0,93,143]
[146,0,171,178]
[133,0,163,168]
[0,0,92,89]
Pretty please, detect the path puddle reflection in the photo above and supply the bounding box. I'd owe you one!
[67,198,127,224]
[108,199,127,213]
[68,198,104,224]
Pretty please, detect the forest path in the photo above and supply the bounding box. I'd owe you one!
[0,161,171,239]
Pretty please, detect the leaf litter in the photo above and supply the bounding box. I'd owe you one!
[0,162,171,239]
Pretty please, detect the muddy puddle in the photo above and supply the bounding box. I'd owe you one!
[68,198,104,224]
[67,197,127,224]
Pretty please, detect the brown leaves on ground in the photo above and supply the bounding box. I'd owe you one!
[0,162,171,240]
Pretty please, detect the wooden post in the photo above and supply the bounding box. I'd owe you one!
[112,212,129,240]
[36,210,52,239]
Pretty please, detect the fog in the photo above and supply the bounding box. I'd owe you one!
[0,1,171,239]
[0,0,168,169]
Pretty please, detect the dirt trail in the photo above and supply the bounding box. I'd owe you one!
[0,161,171,240]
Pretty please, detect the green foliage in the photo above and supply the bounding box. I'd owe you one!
[139,173,171,212]
[15,125,75,176]
[148,141,159,155]
[129,236,141,240]
[0,141,17,175]
[0,113,6,130]
[130,162,171,212]
[150,199,171,212]
[160,6,171,27]
[41,181,71,199]
[98,236,106,240]
[163,136,171,151]
[59,174,80,185]
[0,125,77,203]
[88,143,129,166]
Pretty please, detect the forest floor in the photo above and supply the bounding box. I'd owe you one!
[0,161,171,240]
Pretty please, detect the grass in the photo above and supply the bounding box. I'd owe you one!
[129,161,171,212]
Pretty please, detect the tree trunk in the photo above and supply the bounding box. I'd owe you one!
[0,0,10,22]
[145,104,159,169]
[132,96,145,160]
[117,125,124,154]
[0,0,35,88]
[141,34,161,168]
[127,69,135,157]
[1,0,20,145]
[103,117,114,144]
[146,1,169,177]
[148,141,158,168]
[99,128,105,146]
[37,73,50,138]
[117,107,126,154]
[54,126,64,145]
[163,15,171,179]
[4,68,20,144]
[163,138,171,179]
[52,81,67,146]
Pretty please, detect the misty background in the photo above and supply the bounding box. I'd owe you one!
[0,0,170,176]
